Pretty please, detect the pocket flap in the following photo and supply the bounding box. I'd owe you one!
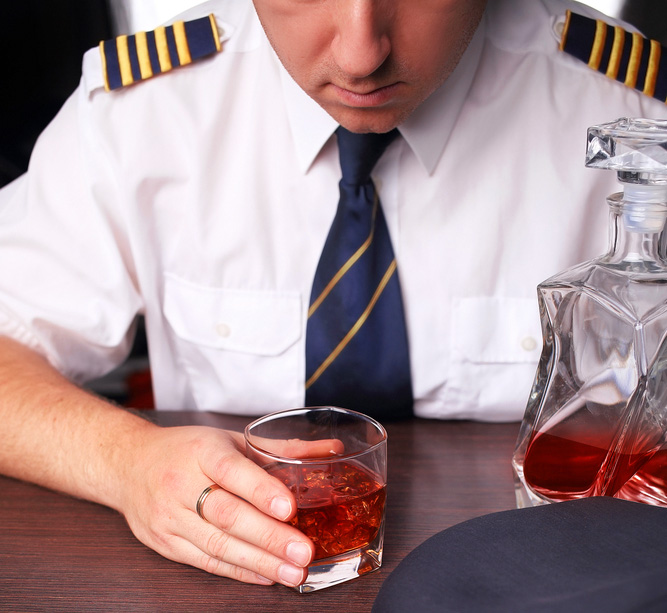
[452,296,542,364]
[163,274,302,356]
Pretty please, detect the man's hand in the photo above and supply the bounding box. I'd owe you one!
[119,425,315,586]
[0,336,313,587]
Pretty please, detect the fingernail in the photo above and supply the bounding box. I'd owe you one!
[270,496,292,520]
[254,574,274,585]
[278,563,304,587]
[286,541,311,567]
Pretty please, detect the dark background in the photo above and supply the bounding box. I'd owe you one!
[0,2,113,187]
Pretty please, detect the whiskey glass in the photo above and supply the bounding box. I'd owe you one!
[245,406,387,592]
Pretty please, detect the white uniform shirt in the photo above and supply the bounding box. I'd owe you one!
[1,0,666,421]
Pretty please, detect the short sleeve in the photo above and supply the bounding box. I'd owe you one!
[0,85,143,383]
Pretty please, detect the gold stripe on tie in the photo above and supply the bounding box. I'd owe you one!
[306,259,398,389]
[308,196,379,318]
[135,31,153,80]
[116,35,134,87]
[154,26,173,72]
[625,32,644,88]
[606,26,625,79]
[588,19,607,70]
[644,39,662,97]
[99,40,110,91]
[173,21,192,65]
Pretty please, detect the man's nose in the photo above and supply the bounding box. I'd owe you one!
[330,1,391,78]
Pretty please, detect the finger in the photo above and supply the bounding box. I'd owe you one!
[194,484,315,570]
[150,532,278,586]
[250,436,346,459]
[123,496,279,586]
[193,521,309,587]
[168,499,310,588]
[199,447,299,521]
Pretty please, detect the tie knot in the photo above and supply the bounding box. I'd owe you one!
[336,127,399,186]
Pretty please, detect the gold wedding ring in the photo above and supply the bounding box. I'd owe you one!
[195,483,221,522]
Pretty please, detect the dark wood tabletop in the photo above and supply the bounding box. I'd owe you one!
[0,411,520,613]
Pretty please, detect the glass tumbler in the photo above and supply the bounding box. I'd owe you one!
[245,406,387,593]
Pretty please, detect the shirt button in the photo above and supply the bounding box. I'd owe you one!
[521,336,538,352]
[552,15,566,40]
[216,323,231,338]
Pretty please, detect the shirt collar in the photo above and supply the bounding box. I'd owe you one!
[277,12,486,175]
[399,17,485,175]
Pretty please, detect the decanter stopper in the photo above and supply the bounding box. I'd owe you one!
[587,118,667,232]
[586,117,667,185]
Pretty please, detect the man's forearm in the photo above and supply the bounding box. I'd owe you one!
[0,335,156,510]
[0,336,315,587]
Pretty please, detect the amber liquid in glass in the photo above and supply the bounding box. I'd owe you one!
[268,461,386,560]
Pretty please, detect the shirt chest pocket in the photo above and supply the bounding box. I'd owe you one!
[163,273,304,411]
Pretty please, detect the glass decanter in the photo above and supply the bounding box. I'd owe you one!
[513,118,667,508]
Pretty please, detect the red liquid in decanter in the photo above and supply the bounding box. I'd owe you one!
[523,409,667,505]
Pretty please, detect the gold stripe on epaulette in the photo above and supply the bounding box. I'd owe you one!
[559,11,572,52]
[116,35,133,87]
[154,26,172,73]
[100,14,221,91]
[605,26,625,79]
[135,31,153,80]
[174,21,192,65]
[625,32,643,88]
[209,14,221,52]
[100,40,110,91]
[588,19,607,70]
[643,39,661,96]
[560,10,667,104]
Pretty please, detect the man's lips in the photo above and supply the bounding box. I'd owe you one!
[329,82,401,107]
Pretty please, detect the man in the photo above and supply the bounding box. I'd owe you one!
[0,0,666,589]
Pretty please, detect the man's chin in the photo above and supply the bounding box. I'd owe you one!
[323,105,411,134]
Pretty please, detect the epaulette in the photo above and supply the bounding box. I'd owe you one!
[99,14,221,92]
[559,11,667,103]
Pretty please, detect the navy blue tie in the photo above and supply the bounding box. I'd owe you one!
[305,127,413,419]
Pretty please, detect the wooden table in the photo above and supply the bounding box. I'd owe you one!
[0,412,520,612]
